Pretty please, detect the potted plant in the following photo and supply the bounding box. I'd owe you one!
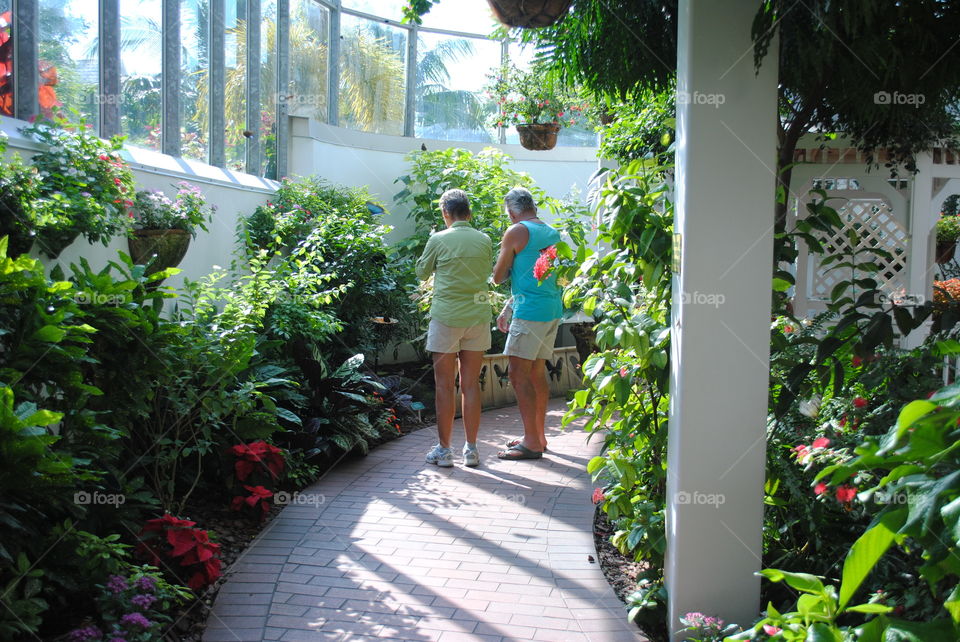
[403,0,571,28]
[936,214,960,264]
[128,182,214,277]
[13,118,136,259]
[486,64,588,151]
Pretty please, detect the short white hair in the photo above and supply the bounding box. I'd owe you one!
[504,187,536,216]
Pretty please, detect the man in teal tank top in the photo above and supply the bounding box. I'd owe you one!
[492,187,563,460]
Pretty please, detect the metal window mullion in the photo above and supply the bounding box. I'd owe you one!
[245,0,260,174]
[13,0,39,122]
[161,0,180,156]
[499,38,508,144]
[99,0,120,137]
[327,0,340,126]
[209,0,225,167]
[276,0,289,178]
[403,22,416,137]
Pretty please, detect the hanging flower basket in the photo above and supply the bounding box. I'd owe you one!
[128,229,191,278]
[516,123,561,151]
[936,239,958,264]
[487,0,573,28]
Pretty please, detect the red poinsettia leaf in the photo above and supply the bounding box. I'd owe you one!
[194,544,216,562]
[230,496,245,511]
[187,571,206,591]
[235,460,257,481]
[168,530,199,557]
[204,557,222,582]
[179,550,199,566]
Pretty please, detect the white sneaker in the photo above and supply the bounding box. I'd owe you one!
[425,444,453,467]
[462,445,480,468]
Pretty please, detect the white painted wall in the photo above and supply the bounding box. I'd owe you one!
[288,118,601,243]
[1,118,277,292]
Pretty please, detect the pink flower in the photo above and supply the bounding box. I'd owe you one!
[853,396,868,409]
[812,437,830,449]
[763,624,782,636]
[592,488,605,504]
[793,444,810,462]
[784,325,795,333]
[836,485,857,505]
[619,367,629,378]
[814,482,829,496]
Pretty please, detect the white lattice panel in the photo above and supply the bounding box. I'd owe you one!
[807,198,909,302]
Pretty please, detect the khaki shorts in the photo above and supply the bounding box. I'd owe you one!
[504,317,561,361]
[426,319,491,354]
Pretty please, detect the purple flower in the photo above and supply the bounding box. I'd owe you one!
[120,612,152,629]
[130,593,156,610]
[133,576,156,592]
[106,575,128,594]
[68,625,103,641]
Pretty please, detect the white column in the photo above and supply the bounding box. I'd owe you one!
[666,1,778,638]
[904,153,934,349]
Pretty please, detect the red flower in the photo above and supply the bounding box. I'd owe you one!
[230,441,285,481]
[812,437,831,449]
[619,366,629,378]
[853,396,868,409]
[851,355,863,367]
[836,485,858,505]
[783,325,795,333]
[814,482,829,496]
[592,488,605,504]
[792,444,811,462]
[763,624,782,636]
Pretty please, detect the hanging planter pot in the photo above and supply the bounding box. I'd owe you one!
[487,0,573,28]
[516,123,561,151]
[128,229,191,278]
[936,239,958,264]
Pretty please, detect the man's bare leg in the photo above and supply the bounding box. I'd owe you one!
[503,356,547,452]
[458,350,484,445]
[432,352,457,448]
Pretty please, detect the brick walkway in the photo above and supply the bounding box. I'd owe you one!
[204,400,645,641]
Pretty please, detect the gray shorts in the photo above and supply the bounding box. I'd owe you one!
[503,317,560,361]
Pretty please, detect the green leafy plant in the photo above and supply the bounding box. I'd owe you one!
[937,215,960,242]
[485,63,589,128]
[129,182,214,237]
[17,117,136,258]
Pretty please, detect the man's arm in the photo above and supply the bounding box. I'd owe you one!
[492,224,528,285]
[415,236,438,281]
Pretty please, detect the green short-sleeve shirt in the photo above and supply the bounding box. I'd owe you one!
[415,221,493,327]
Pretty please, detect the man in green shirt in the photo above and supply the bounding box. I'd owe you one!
[415,189,493,468]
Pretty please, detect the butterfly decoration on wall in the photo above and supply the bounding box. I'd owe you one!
[546,357,563,381]
[478,365,487,389]
[568,354,581,374]
[494,363,510,387]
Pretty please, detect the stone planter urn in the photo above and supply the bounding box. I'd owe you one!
[936,239,958,264]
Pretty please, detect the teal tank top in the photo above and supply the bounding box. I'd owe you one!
[511,220,563,322]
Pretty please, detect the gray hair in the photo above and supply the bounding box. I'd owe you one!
[439,189,471,220]
[504,187,536,216]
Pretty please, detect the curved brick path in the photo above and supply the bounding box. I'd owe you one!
[204,400,646,641]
